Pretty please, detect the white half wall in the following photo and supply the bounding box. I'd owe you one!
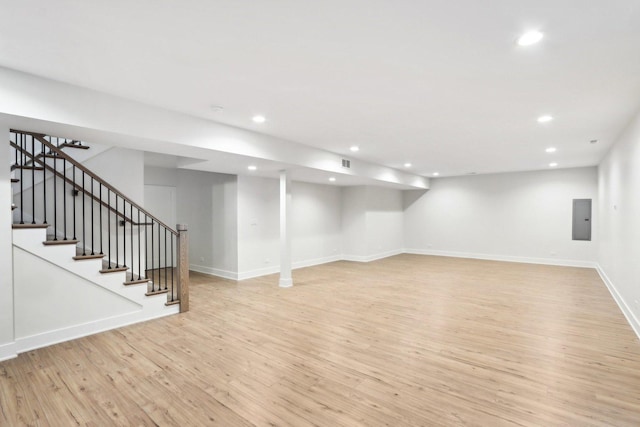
[0,122,15,359]
[598,108,640,337]
[404,167,598,267]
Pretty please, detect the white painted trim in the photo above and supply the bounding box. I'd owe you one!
[236,254,343,281]
[341,249,404,263]
[404,248,597,269]
[596,265,640,342]
[14,305,179,355]
[190,264,238,280]
[0,341,17,362]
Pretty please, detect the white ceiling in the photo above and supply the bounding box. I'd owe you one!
[1,0,640,177]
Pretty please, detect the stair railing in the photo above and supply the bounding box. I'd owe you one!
[10,129,189,312]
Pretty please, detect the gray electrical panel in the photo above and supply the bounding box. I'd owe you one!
[572,199,592,241]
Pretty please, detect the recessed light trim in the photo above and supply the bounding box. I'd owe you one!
[537,115,554,123]
[349,145,360,152]
[517,30,544,46]
[549,162,558,167]
[247,165,257,171]
[252,115,266,123]
[404,163,412,168]
[545,147,557,153]
[329,177,336,182]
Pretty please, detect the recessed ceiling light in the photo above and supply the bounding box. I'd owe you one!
[329,177,336,182]
[248,165,257,171]
[404,163,412,168]
[252,115,266,123]
[545,147,557,153]
[350,146,360,152]
[549,162,558,167]
[433,172,440,176]
[517,30,544,46]
[590,139,598,144]
[537,115,554,123]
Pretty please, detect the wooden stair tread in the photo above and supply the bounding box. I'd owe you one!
[12,165,44,170]
[124,278,150,286]
[11,178,19,183]
[165,300,180,306]
[73,254,105,260]
[13,223,49,229]
[99,266,129,274]
[43,239,79,245]
[145,289,169,296]
[60,142,90,150]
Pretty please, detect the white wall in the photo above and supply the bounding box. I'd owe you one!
[237,175,343,279]
[598,109,640,336]
[0,123,15,358]
[366,187,404,259]
[145,166,239,278]
[404,167,598,266]
[342,186,405,261]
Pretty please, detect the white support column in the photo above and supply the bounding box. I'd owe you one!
[279,170,293,288]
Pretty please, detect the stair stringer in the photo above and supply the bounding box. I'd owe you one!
[12,227,178,354]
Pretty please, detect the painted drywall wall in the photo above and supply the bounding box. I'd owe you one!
[404,167,598,266]
[145,166,239,278]
[598,109,640,336]
[366,187,404,259]
[0,123,14,356]
[237,175,343,279]
[342,186,405,261]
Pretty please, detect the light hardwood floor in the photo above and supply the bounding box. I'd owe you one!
[2,254,640,426]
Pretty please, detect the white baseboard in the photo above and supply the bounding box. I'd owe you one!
[342,249,404,263]
[0,341,17,362]
[404,248,597,269]
[236,254,343,281]
[596,265,640,342]
[190,264,238,280]
[13,305,179,356]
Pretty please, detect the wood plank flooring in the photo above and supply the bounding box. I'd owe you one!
[2,254,640,426]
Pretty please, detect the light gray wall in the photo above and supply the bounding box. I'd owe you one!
[404,167,598,266]
[145,166,239,277]
[598,108,640,334]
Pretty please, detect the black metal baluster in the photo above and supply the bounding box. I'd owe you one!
[164,227,168,291]
[52,139,57,239]
[145,215,149,280]
[158,222,162,292]
[63,158,67,240]
[19,133,24,224]
[82,172,86,255]
[31,135,35,224]
[99,184,103,254]
[72,166,77,240]
[151,219,155,290]
[115,195,119,268]
[91,177,94,255]
[107,189,111,268]
[122,200,127,268]
[171,233,175,301]
[42,138,47,224]
[138,209,141,280]
[130,203,134,278]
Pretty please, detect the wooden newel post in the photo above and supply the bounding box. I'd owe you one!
[177,224,189,313]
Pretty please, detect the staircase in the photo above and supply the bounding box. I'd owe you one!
[9,129,188,352]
